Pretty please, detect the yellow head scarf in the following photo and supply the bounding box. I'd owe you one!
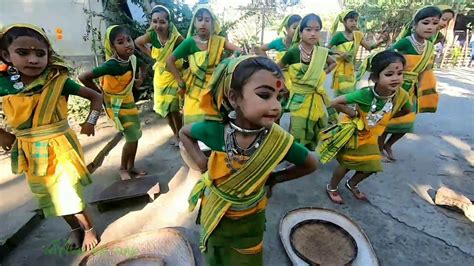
[206,55,258,118]
[277,14,301,37]
[330,10,355,36]
[0,23,69,69]
[187,5,221,38]
[104,25,120,60]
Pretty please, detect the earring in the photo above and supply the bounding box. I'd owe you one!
[7,66,24,90]
[228,110,237,120]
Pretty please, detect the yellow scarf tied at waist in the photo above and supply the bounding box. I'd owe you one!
[11,119,69,176]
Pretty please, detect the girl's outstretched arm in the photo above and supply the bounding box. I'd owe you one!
[74,86,103,136]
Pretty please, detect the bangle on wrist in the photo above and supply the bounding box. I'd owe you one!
[86,110,100,125]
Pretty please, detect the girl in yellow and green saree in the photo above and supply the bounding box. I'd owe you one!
[135,5,184,146]
[329,10,388,96]
[0,24,103,251]
[278,14,337,151]
[396,5,455,45]
[79,25,147,180]
[180,56,317,265]
[380,6,441,161]
[325,51,411,204]
[256,14,301,92]
[255,14,301,60]
[167,5,243,125]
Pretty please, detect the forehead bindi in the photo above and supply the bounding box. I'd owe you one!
[385,62,404,71]
[10,36,48,51]
[152,12,168,22]
[246,70,283,92]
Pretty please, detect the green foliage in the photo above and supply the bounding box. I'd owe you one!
[344,0,470,34]
[68,95,91,123]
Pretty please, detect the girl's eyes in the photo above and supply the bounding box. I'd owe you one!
[256,92,271,100]
[36,51,46,57]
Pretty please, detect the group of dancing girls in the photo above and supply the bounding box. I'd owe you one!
[0,3,453,265]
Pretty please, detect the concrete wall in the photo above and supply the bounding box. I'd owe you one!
[0,0,105,59]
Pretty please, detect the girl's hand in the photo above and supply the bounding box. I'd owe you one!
[341,53,352,62]
[80,123,95,136]
[178,81,186,96]
[0,130,16,151]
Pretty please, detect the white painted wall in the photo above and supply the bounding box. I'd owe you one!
[0,0,105,57]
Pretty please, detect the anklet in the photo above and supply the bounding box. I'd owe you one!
[326,184,339,192]
[84,227,94,233]
[70,227,82,232]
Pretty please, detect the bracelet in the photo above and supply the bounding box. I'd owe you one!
[86,110,100,125]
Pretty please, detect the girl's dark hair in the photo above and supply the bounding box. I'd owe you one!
[109,26,130,43]
[151,6,170,21]
[369,50,406,81]
[287,15,302,28]
[195,8,212,21]
[442,8,455,16]
[0,27,49,51]
[299,13,323,32]
[413,6,442,24]
[344,11,359,21]
[231,56,283,95]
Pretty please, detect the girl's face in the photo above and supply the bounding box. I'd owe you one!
[1,36,48,78]
[151,11,169,34]
[229,70,285,129]
[344,17,358,32]
[194,10,213,36]
[375,61,404,94]
[286,22,299,40]
[414,16,440,40]
[439,12,454,30]
[301,20,321,46]
[112,32,135,60]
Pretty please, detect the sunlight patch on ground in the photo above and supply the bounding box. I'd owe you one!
[436,82,474,99]
[409,183,434,205]
[405,133,421,141]
[441,135,474,167]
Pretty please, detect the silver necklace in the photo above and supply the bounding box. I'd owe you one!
[342,31,353,41]
[157,33,168,47]
[409,34,426,54]
[197,36,209,44]
[112,54,131,64]
[299,44,313,62]
[224,124,268,173]
[229,120,266,135]
[366,87,395,127]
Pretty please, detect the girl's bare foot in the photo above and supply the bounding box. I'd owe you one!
[129,168,147,176]
[326,184,344,204]
[383,145,396,161]
[82,227,99,251]
[119,169,132,180]
[381,151,394,163]
[65,228,83,251]
[345,180,368,201]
